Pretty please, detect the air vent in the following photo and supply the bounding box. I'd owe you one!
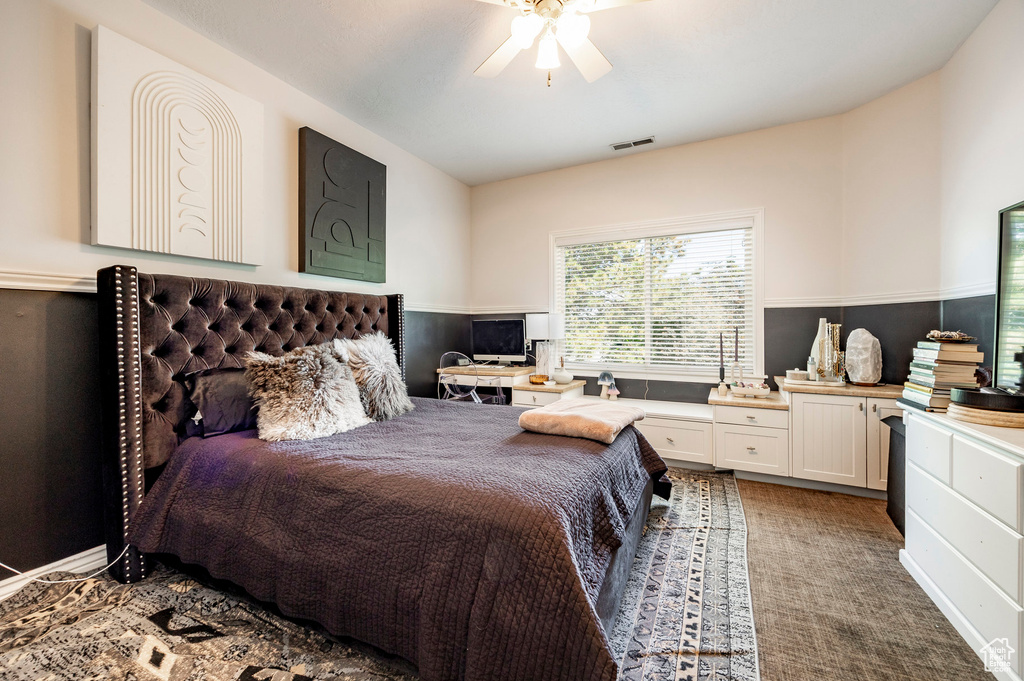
[610,135,656,151]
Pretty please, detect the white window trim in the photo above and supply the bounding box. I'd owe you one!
[548,208,765,384]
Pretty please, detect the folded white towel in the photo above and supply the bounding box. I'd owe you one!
[518,397,646,444]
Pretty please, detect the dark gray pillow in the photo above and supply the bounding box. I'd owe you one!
[184,368,258,438]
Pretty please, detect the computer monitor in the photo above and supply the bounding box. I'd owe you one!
[472,319,526,364]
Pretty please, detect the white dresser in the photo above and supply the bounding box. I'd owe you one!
[901,407,1024,681]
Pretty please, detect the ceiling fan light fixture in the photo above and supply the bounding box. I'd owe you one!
[555,11,590,48]
[511,13,544,49]
[535,31,560,69]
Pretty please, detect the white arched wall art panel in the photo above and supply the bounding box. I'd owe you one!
[92,25,263,265]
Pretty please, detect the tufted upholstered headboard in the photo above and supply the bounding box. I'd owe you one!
[96,265,405,583]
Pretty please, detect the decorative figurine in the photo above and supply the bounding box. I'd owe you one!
[597,371,615,399]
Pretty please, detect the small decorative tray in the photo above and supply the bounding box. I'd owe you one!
[926,330,976,343]
[731,385,771,398]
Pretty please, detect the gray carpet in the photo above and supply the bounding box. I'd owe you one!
[738,479,994,681]
[0,470,757,681]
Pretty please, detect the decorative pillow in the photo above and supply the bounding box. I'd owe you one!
[244,343,370,442]
[335,332,414,421]
[183,367,257,438]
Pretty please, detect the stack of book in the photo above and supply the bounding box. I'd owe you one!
[902,341,983,412]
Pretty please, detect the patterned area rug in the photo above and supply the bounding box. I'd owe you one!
[0,470,758,681]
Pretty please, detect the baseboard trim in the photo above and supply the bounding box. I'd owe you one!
[0,269,98,294]
[0,269,475,315]
[939,282,997,301]
[0,545,107,602]
[471,306,550,315]
[729,470,888,499]
[763,296,845,308]
[404,303,473,314]
[0,267,995,314]
[900,549,1019,681]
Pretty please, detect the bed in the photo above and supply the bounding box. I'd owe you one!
[96,265,670,681]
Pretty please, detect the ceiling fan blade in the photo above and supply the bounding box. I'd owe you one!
[581,0,651,12]
[558,36,613,82]
[474,36,522,78]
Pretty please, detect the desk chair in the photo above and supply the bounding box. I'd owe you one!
[438,352,507,405]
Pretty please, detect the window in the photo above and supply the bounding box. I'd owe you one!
[552,211,762,381]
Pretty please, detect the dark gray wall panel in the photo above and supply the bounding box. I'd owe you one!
[842,301,940,386]
[0,289,104,572]
[404,311,472,398]
[763,307,842,390]
[578,376,712,402]
[941,295,995,370]
[0,289,994,575]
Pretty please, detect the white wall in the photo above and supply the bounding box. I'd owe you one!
[841,72,942,304]
[470,116,846,312]
[939,0,1024,300]
[473,46,1000,313]
[0,0,472,313]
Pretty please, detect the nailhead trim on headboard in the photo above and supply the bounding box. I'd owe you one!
[100,265,148,583]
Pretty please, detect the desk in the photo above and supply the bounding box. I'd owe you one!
[435,365,534,390]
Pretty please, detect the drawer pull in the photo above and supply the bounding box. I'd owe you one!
[859,402,864,412]
[532,395,537,403]
[872,403,877,413]
[746,446,757,452]
[746,415,756,421]
[666,437,675,443]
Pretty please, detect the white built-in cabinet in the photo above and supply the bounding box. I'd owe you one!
[713,404,790,476]
[867,399,904,490]
[790,393,902,489]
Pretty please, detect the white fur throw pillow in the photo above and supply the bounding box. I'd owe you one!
[244,342,370,441]
[335,332,414,421]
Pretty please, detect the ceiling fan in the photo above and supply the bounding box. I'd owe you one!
[473,0,651,83]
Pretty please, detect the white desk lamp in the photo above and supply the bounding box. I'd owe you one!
[526,313,565,379]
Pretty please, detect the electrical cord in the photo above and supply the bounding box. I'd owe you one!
[0,544,131,585]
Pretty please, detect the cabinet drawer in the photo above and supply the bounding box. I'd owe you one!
[511,391,560,408]
[906,510,1023,674]
[907,462,1023,602]
[715,405,789,429]
[714,423,789,476]
[952,435,1023,533]
[635,418,713,465]
[907,415,951,484]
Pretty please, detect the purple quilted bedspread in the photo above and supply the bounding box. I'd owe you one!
[130,397,667,681]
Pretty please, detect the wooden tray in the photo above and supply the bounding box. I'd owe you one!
[947,403,1024,428]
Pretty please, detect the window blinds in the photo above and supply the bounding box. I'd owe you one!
[997,210,1024,388]
[554,224,754,376]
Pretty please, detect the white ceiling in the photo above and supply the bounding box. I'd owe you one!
[141,0,997,186]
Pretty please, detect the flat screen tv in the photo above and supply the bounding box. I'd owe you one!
[995,200,1024,389]
[472,319,526,364]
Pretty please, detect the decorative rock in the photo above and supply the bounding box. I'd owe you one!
[846,328,882,385]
